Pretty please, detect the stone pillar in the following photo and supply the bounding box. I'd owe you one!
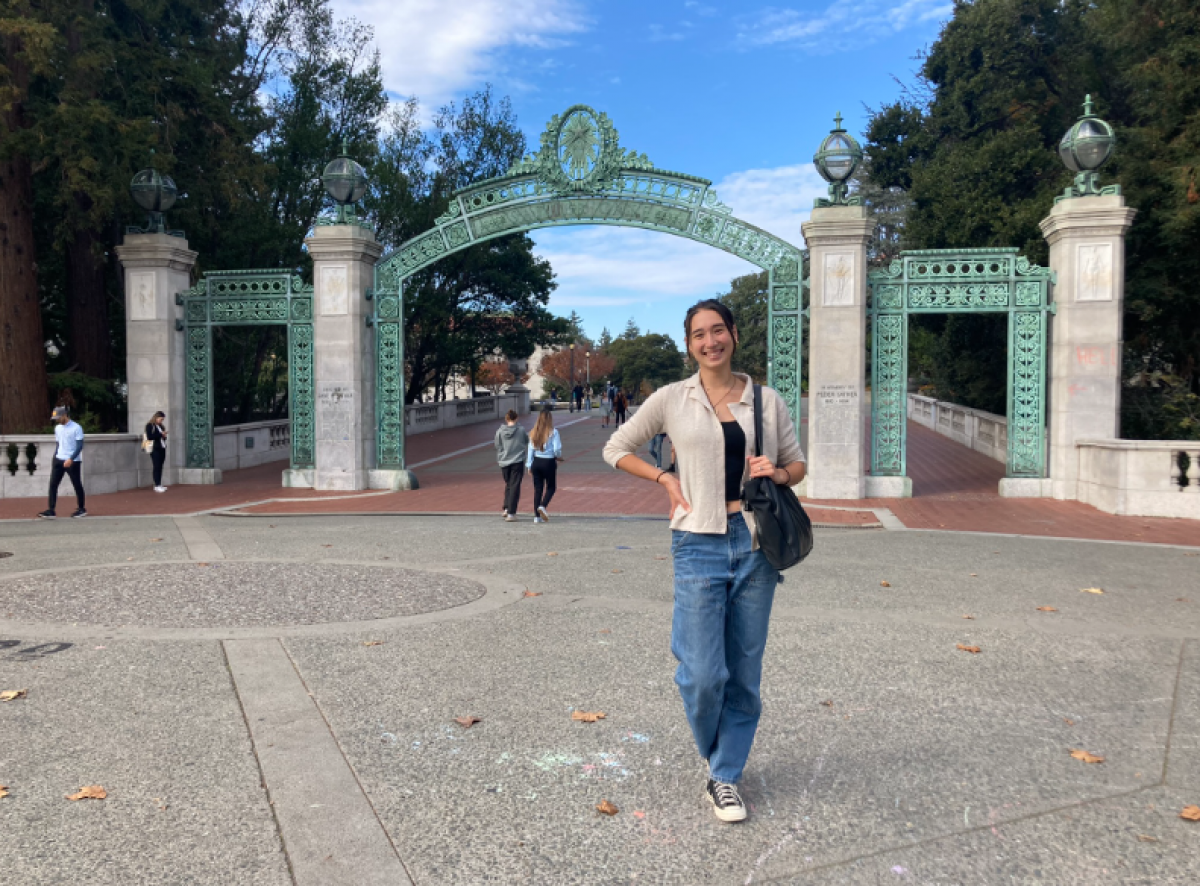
[305,225,385,491]
[1041,195,1136,501]
[800,205,875,499]
[115,233,199,486]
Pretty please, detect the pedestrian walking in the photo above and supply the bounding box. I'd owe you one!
[39,406,87,519]
[602,299,806,823]
[144,411,169,492]
[495,410,530,522]
[584,386,593,412]
[649,432,668,469]
[600,390,612,427]
[613,390,628,427]
[526,405,562,523]
[573,383,584,413]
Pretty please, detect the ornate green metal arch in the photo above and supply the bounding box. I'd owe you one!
[371,105,805,470]
[867,248,1053,480]
[176,270,315,470]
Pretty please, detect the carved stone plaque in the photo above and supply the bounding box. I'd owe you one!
[320,264,349,315]
[128,271,156,321]
[1076,243,1113,302]
[822,252,855,306]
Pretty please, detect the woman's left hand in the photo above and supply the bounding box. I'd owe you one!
[747,455,775,479]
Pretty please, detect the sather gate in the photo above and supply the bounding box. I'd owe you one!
[368,105,805,473]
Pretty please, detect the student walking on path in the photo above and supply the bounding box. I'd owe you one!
[603,299,806,823]
[526,406,562,524]
[494,410,530,522]
[144,411,169,492]
[39,406,87,519]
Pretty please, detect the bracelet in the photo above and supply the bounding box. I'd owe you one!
[780,466,792,484]
[655,470,666,484]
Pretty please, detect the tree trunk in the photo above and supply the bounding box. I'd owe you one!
[65,217,113,379]
[0,38,49,433]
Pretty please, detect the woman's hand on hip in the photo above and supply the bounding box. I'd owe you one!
[657,472,691,518]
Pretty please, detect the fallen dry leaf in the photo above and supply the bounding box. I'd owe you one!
[149,538,163,542]
[961,615,974,620]
[453,716,482,728]
[572,710,606,723]
[598,629,611,634]
[1070,749,1104,764]
[654,556,668,560]
[1178,598,1191,603]
[0,689,27,702]
[956,644,981,654]
[1181,805,1200,821]
[1036,606,1058,612]
[547,552,558,557]
[969,573,977,577]
[0,785,8,798]
[819,699,834,707]
[66,785,107,801]
[321,544,333,548]
[362,640,383,647]
[1080,587,1105,595]
[611,569,622,574]
[880,580,891,588]
[1136,834,1159,843]
[596,799,619,815]
[523,591,542,598]
[1063,718,1075,726]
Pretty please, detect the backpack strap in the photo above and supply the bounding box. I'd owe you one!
[752,384,764,459]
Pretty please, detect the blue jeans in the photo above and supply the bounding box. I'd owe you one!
[649,433,666,469]
[670,512,778,784]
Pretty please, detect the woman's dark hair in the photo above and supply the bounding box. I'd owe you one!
[683,299,738,361]
[504,410,518,422]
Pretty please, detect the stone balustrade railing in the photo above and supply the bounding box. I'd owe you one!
[907,394,1009,464]
[213,419,292,471]
[1076,439,1200,519]
[405,391,529,436]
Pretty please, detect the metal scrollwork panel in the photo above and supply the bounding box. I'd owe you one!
[289,323,315,468]
[768,313,802,430]
[1007,312,1047,477]
[185,325,213,469]
[871,314,907,477]
[376,318,405,468]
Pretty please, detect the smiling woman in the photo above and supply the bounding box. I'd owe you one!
[601,297,806,824]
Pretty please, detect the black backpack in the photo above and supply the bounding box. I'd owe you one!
[741,384,813,570]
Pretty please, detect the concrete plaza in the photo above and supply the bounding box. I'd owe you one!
[1,499,1198,884]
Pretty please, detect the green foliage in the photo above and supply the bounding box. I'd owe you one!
[621,318,640,341]
[597,327,613,350]
[863,0,1200,435]
[47,372,124,432]
[606,333,685,397]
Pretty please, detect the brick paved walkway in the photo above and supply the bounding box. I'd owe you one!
[3,409,1198,546]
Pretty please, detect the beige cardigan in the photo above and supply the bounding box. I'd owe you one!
[602,373,805,541]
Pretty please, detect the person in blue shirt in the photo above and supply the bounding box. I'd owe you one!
[39,406,86,518]
[525,405,562,523]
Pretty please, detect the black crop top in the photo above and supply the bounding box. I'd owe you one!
[720,420,746,502]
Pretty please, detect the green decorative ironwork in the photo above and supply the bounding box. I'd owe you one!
[1056,94,1121,203]
[176,269,315,471]
[867,248,1052,479]
[372,104,805,469]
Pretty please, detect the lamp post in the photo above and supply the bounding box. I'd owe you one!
[321,138,370,224]
[1056,94,1119,202]
[128,151,180,235]
[569,343,576,412]
[813,112,864,208]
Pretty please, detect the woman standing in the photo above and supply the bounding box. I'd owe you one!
[145,411,169,492]
[526,406,562,523]
[600,388,613,427]
[613,390,628,427]
[602,299,806,823]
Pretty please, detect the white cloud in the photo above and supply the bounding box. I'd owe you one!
[737,0,951,51]
[329,0,589,105]
[531,163,828,319]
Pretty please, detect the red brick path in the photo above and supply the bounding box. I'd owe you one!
[3,410,1197,546]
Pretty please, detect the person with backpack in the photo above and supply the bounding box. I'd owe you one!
[494,410,530,522]
[602,299,806,824]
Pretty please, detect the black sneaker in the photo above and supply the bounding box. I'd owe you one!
[705,778,747,822]
[71,508,87,518]
[37,510,56,520]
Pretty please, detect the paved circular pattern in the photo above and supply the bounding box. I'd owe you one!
[0,562,486,628]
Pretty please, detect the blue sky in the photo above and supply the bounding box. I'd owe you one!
[330,0,953,346]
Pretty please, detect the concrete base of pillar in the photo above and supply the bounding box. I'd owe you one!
[368,469,420,491]
[864,476,912,498]
[805,476,865,500]
[998,477,1053,498]
[177,468,222,485]
[1051,478,1079,501]
[315,471,368,491]
[282,468,315,488]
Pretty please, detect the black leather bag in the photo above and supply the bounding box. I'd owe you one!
[741,384,813,570]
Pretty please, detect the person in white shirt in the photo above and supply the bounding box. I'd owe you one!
[39,406,86,519]
[525,405,562,523]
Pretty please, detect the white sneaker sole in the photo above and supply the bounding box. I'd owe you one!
[705,790,747,822]
[537,508,550,522]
